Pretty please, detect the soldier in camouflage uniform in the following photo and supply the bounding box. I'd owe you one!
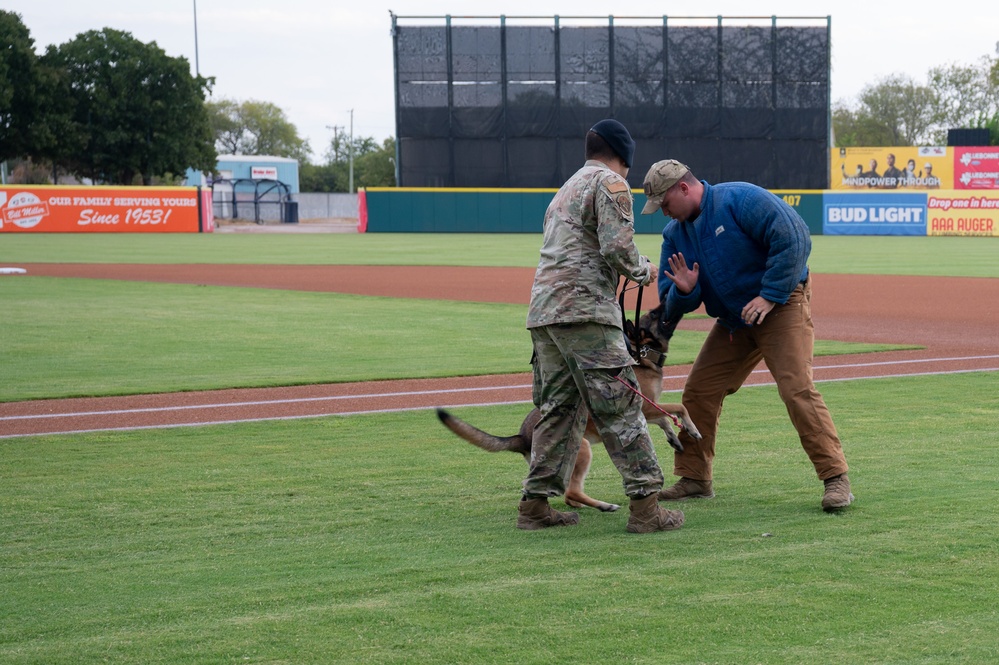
[519,119,685,534]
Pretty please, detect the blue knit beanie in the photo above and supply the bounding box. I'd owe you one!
[590,119,635,168]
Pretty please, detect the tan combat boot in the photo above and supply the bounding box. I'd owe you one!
[821,474,854,511]
[517,497,580,530]
[658,477,714,501]
[626,494,685,533]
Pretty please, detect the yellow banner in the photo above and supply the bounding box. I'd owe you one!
[926,191,999,236]
[831,147,953,190]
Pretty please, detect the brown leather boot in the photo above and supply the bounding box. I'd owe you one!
[821,474,854,511]
[517,497,580,530]
[626,494,685,533]
[658,477,714,501]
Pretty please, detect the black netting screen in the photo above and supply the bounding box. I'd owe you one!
[393,17,830,189]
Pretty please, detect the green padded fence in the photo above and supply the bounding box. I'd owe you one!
[363,187,827,235]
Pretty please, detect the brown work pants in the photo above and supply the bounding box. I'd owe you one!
[675,278,849,482]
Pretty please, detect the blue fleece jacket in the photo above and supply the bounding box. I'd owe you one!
[657,181,811,330]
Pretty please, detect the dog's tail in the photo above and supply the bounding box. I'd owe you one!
[435,408,533,458]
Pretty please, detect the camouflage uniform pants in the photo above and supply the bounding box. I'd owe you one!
[523,322,665,499]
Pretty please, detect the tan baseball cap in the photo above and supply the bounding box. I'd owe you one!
[641,159,690,214]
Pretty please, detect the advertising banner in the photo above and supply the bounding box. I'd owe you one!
[926,191,999,236]
[831,147,950,190]
[823,192,928,235]
[0,186,209,233]
[953,148,999,189]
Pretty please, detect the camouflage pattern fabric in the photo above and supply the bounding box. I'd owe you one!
[527,160,653,330]
[523,323,665,499]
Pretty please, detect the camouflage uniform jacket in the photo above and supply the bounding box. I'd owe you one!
[527,160,653,330]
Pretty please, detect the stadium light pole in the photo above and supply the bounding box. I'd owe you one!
[193,0,200,76]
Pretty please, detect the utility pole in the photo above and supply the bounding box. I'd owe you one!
[326,115,353,193]
[193,0,200,76]
[348,109,354,194]
[325,125,339,163]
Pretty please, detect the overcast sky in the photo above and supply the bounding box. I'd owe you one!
[6,1,997,162]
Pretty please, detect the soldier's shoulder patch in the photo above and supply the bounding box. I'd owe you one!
[606,180,630,194]
[615,192,633,216]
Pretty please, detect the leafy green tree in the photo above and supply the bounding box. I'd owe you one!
[0,10,41,162]
[311,127,394,191]
[833,74,937,147]
[324,124,352,165]
[207,98,310,163]
[207,98,243,155]
[984,55,999,145]
[832,102,894,147]
[834,51,999,148]
[355,137,396,187]
[863,74,936,146]
[0,11,79,181]
[32,49,80,178]
[299,163,338,192]
[928,55,999,145]
[44,28,216,185]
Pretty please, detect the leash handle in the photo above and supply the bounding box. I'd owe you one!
[614,374,682,429]
[618,276,628,331]
[634,283,643,344]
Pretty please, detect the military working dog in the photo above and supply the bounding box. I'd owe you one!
[437,304,701,512]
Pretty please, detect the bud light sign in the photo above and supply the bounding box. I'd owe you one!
[823,193,927,236]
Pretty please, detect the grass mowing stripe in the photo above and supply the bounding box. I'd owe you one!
[2,234,998,277]
[1,372,997,663]
[1,277,530,401]
[2,277,912,402]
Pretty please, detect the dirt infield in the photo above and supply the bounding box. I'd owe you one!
[3,264,997,438]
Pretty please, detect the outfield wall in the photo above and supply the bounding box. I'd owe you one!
[361,187,999,237]
[0,186,214,233]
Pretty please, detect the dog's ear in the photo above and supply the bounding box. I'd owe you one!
[637,306,660,336]
[656,304,683,340]
[623,319,637,341]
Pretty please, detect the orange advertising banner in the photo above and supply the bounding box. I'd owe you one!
[0,186,211,233]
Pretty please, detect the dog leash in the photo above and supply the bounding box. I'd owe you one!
[618,277,644,353]
[613,374,682,428]
[616,277,679,427]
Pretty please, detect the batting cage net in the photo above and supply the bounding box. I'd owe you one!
[391,15,830,189]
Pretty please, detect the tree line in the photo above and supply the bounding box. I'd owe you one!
[0,10,394,190]
[1,11,215,185]
[204,98,394,192]
[833,50,999,147]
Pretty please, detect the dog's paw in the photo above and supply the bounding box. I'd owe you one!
[660,423,684,452]
[597,502,621,512]
[684,423,702,440]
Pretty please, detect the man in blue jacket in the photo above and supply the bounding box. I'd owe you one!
[641,159,853,511]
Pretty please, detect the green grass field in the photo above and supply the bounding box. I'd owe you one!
[1,234,997,663]
[2,277,912,402]
[3,375,997,664]
[2,234,997,276]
